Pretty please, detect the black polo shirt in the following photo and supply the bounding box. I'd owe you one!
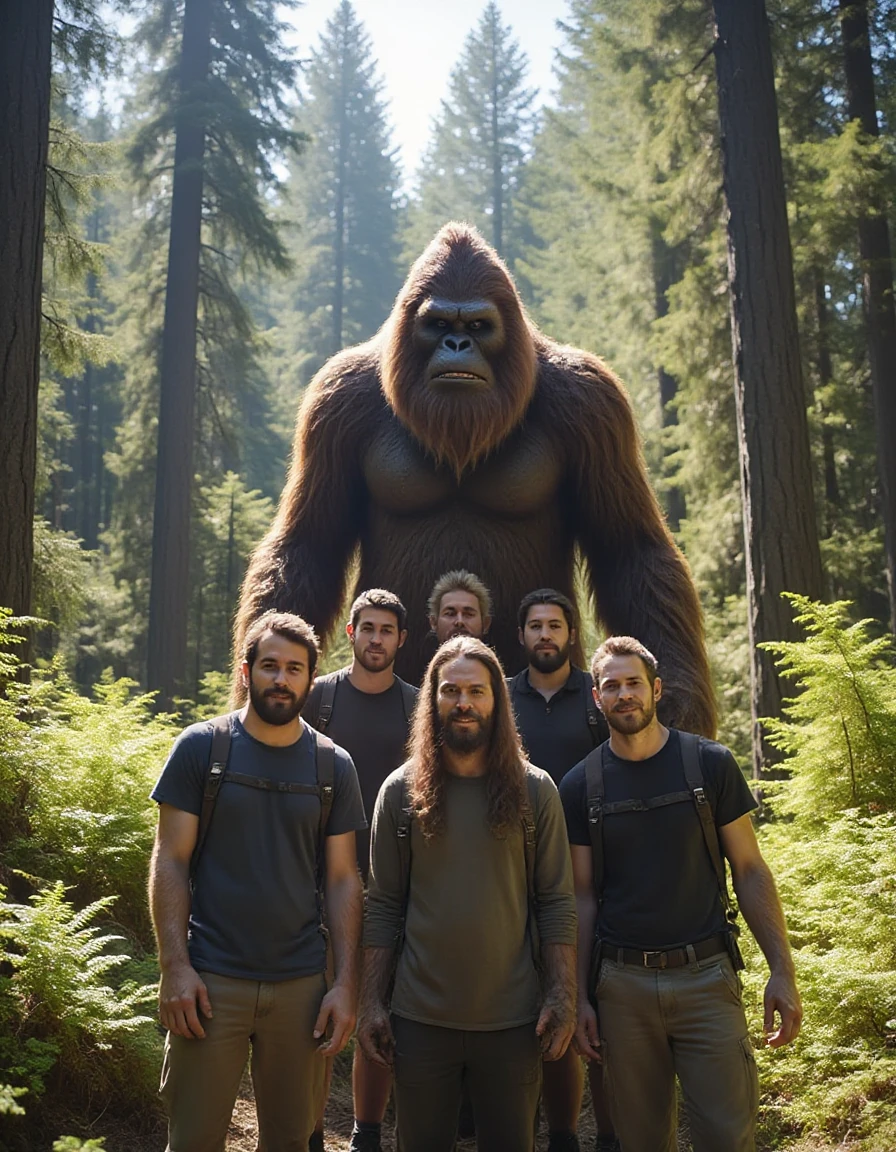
[509,665,604,786]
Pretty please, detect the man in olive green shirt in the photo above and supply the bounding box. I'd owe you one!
[357,636,577,1152]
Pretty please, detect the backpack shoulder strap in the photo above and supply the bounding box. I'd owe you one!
[583,673,602,745]
[315,732,336,846]
[316,673,342,733]
[678,731,737,921]
[190,713,235,877]
[395,771,414,916]
[522,771,539,907]
[583,743,608,901]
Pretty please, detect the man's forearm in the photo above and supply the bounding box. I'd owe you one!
[734,859,795,976]
[327,871,363,992]
[359,945,395,1012]
[149,843,192,970]
[540,942,577,1016]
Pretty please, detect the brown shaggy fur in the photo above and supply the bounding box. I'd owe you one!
[381,224,538,478]
[232,223,717,736]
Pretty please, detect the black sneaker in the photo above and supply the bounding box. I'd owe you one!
[348,1128,382,1152]
[547,1135,580,1152]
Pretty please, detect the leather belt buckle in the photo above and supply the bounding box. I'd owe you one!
[642,950,666,968]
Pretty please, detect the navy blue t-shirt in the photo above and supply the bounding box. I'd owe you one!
[151,715,366,981]
[559,729,757,951]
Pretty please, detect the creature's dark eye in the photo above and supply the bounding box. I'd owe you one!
[436,319,447,328]
[469,320,482,331]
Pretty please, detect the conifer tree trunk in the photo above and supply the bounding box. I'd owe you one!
[332,19,348,356]
[651,223,685,531]
[490,18,503,255]
[814,271,840,535]
[838,0,896,633]
[147,0,213,708]
[0,0,52,621]
[712,0,825,780]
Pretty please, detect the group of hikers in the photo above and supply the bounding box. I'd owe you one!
[148,571,802,1152]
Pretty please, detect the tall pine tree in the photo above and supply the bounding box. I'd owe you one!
[407,1,536,270]
[276,0,401,384]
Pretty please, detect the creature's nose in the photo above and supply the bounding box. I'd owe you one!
[444,335,472,352]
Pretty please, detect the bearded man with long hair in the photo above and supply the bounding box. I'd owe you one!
[357,636,577,1152]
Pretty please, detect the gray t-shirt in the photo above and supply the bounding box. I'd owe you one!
[151,715,367,981]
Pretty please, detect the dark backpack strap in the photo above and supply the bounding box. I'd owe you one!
[395,773,413,923]
[190,714,234,878]
[583,744,607,902]
[313,733,336,936]
[678,731,737,922]
[583,673,603,745]
[522,772,541,970]
[316,676,339,733]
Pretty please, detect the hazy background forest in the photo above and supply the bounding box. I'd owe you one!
[1,0,895,1149]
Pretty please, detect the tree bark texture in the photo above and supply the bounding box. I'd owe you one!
[712,0,825,780]
[651,223,686,531]
[147,0,213,708]
[839,0,896,632]
[0,0,52,621]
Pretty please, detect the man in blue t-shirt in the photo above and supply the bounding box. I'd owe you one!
[560,635,802,1152]
[150,610,367,1152]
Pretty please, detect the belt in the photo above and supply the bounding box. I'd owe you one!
[599,933,728,970]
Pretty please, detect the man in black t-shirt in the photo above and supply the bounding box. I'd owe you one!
[303,589,417,1152]
[150,611,366,1152]
[508,589,614,1152]
[560,636,802,1152]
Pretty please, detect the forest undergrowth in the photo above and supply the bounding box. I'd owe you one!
[1,598,895,1151]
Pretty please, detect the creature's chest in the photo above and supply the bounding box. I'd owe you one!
[362,422,564,517]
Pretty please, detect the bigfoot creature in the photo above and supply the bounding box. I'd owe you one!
[234,223,716,735]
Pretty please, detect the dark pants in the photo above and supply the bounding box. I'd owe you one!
[595,953,759,1152]
[392,1015,542,1152]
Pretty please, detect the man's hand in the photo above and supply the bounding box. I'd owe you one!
[357,1003,395,1068]
[314,982,356,1056]
[764,970,802,1048]
[535,997,576,1061]
[572,998,602,1062]
[159,963,212,1039]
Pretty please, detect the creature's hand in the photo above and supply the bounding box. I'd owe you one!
[764,971,802,1048]
[314,983,356,1056]
[573,998,602,1062]
[536,997,576,1061]
[159,963,212,1039]
[357,1003,395,1068]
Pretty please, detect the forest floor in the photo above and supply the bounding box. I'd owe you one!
[81,1049,853,1152]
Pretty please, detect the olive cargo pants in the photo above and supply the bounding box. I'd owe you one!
[594,952,759,1152]
[160,970,327,1152]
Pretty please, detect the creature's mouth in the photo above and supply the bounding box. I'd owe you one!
[431,372,488,384]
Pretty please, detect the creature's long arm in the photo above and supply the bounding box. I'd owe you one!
[546,350,717,737]
[231,348,381,700]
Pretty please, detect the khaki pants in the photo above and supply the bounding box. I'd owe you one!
[392,1015,542,1152]
[160,970,327,1152]
[595,952,759,1152]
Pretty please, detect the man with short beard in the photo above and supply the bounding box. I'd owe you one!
[560,636,802,1152]
[509,590,616,1151]
[302,590,417,1152]
[149,611,366,1152]
[358,636,578,1152]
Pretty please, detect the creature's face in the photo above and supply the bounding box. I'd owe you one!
[381,223,538,479]
[413,297,505,395]
[520,603,575,675]
[436,655,495,754]
[595,654,662,736]
[347,607,406,673]
[243,632,312,726]
[430,590,490,644]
